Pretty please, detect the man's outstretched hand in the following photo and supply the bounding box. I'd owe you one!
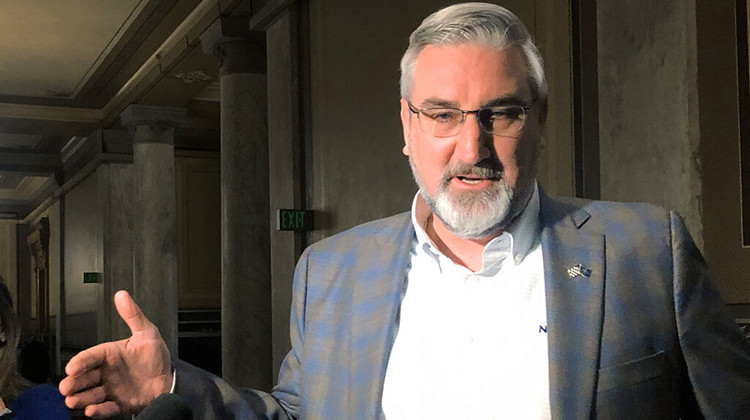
[59,290,174,418]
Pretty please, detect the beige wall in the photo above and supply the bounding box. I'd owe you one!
[61,163,134,348]
[0,222,17,306]
[48,201,61,332]
[16,201,64,373]
[63,170,102,348]
[176,157,221,309]
[535,1,575,198]
[696,0,750,305]
[44,201,62,373]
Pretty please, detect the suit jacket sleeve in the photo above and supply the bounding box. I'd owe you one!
[171,249,313,420]
[172,359,290,420]
[671,211,750,416]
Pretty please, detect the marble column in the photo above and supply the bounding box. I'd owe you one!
[120,105,186,356]
[201,18,272,388]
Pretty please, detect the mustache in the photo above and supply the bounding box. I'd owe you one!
[441,160,503,182]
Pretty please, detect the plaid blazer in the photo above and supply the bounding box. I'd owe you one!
[174,191,750,419]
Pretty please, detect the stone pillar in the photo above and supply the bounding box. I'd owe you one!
[201,18,272,388]
[120,105,186,356]
[597,0,702,246]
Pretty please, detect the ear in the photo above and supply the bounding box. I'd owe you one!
[400,98,412,156]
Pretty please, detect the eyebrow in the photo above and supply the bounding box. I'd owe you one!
[482,96,530,108]
[419,97,460,108]
[418,95,530,109]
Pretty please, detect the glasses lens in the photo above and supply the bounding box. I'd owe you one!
[420,108,463,137]
[479,106,526,137]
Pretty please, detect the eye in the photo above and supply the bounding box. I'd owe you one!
[423,108,460,124]
[490,107,524,121]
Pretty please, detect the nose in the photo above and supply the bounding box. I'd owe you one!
[453,112,490,164]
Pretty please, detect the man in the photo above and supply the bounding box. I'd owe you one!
[59,3,750,419]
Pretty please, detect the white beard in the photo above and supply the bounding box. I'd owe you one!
[410,158,527,239]
[428,179,513,238]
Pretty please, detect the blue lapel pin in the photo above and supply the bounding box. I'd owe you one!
[567,264,592,278]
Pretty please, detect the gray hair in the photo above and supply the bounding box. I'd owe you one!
[400,2,547,102]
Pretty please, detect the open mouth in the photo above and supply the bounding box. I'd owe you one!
[455,175,499,185]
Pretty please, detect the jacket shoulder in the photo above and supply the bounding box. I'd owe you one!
[543,194,673,233]
[307,212,413,253]
[548,194,670,217]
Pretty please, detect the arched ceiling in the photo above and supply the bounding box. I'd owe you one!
[0,0,264,220]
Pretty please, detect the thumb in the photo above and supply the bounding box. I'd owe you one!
[114,290,152,335]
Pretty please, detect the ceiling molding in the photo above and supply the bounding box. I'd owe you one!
[248,0,298,30]
[0,117,100,137]
[0,152,61,176]
[17,175,57,201]
[0,103,102,123]
[0,0,225,136]
[102,0,222,125]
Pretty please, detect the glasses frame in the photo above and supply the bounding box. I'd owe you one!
[406,101,531,138]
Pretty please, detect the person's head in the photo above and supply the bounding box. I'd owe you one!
[0,279,23,400]
[399,3,547,238]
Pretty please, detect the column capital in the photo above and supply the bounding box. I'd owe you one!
[120,105,187,142]
[200,17,266,75]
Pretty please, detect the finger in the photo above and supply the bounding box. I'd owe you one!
[114,290,152,335]
[59,367,101,396]
[84,400,123,419]
[64,343,112,377]
[63,385,107,409]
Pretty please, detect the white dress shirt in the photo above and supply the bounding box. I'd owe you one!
[382,185,551,419]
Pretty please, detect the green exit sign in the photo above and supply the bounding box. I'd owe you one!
[277,209,313,231]
[83,272,102,284]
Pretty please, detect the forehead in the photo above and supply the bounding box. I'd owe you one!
[410,43,531,104]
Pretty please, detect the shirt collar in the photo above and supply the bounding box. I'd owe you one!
[410,182,541,269]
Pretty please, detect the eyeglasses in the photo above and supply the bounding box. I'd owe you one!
[407,101,530,138]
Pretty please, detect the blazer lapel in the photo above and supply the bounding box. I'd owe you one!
[343,198,606,418]
[348,215,414,419]
[540,193,605,420]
